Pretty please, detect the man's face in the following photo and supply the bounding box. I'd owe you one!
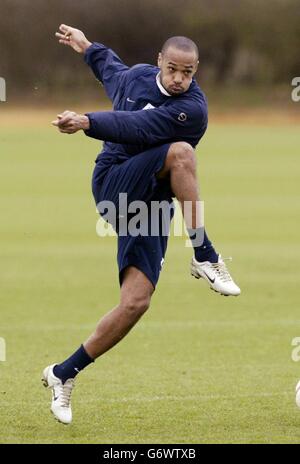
[157,46,198,96]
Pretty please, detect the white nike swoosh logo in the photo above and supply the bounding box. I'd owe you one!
[126,97,135,103]
[74,367,80,373]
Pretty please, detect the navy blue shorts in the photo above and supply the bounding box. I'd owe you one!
[92,143,174,288]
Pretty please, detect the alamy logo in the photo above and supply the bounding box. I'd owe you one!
[291,77,300,102]
[95,194,205,248]
[292,337,300,362]
[291,337,300,362]
[0,338,6,362]
[0,77,6,102]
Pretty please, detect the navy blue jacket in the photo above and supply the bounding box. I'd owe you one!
[84,43,208,170]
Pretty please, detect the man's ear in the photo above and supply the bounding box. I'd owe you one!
[157,52,162,68]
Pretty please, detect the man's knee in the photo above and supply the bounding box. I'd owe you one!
[167,142,196,172]
[121,293,151,317]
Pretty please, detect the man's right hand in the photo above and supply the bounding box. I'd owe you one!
[55,24,92,54]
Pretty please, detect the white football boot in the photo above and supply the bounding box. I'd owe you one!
[42,364,75,424]
[295,380,300,408]
[191,255,241,296]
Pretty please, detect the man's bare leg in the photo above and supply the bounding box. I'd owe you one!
[42,266,154,424]
[157,142,240,297]
[157,141,218,260]
[84,266,154,359]
[157,142,200,229]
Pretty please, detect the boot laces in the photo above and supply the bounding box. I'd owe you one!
[59,379,75,408]
[211,257,233,282]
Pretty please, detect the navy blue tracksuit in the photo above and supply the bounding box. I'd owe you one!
[84,42,208,287]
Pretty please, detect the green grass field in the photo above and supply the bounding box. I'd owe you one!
[1,110,300,443]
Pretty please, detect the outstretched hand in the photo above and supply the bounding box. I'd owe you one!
[55,24,92,53]
[52,110,90,134]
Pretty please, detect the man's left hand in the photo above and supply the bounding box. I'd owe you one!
[52,110,90,134]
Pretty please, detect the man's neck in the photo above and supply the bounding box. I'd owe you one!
[156,72,171,97]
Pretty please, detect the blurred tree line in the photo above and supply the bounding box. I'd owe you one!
[0,0,299,101]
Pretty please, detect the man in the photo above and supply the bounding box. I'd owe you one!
[43,24,240,424]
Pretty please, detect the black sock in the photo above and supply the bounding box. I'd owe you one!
[187,228,218,263]
[53,345,94,384]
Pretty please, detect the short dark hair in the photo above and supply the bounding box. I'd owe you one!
[161,36,199,60]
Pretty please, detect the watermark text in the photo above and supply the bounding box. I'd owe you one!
[291,337,300,362]
[0,338,6,362]
[0,77,6,102]
[95,195,205,247]
[291,77,300,102]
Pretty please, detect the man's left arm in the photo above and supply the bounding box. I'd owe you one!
[52,100,207,146]
[84,100,207,146]
[84,43,129,102]
[55,24,129,102]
